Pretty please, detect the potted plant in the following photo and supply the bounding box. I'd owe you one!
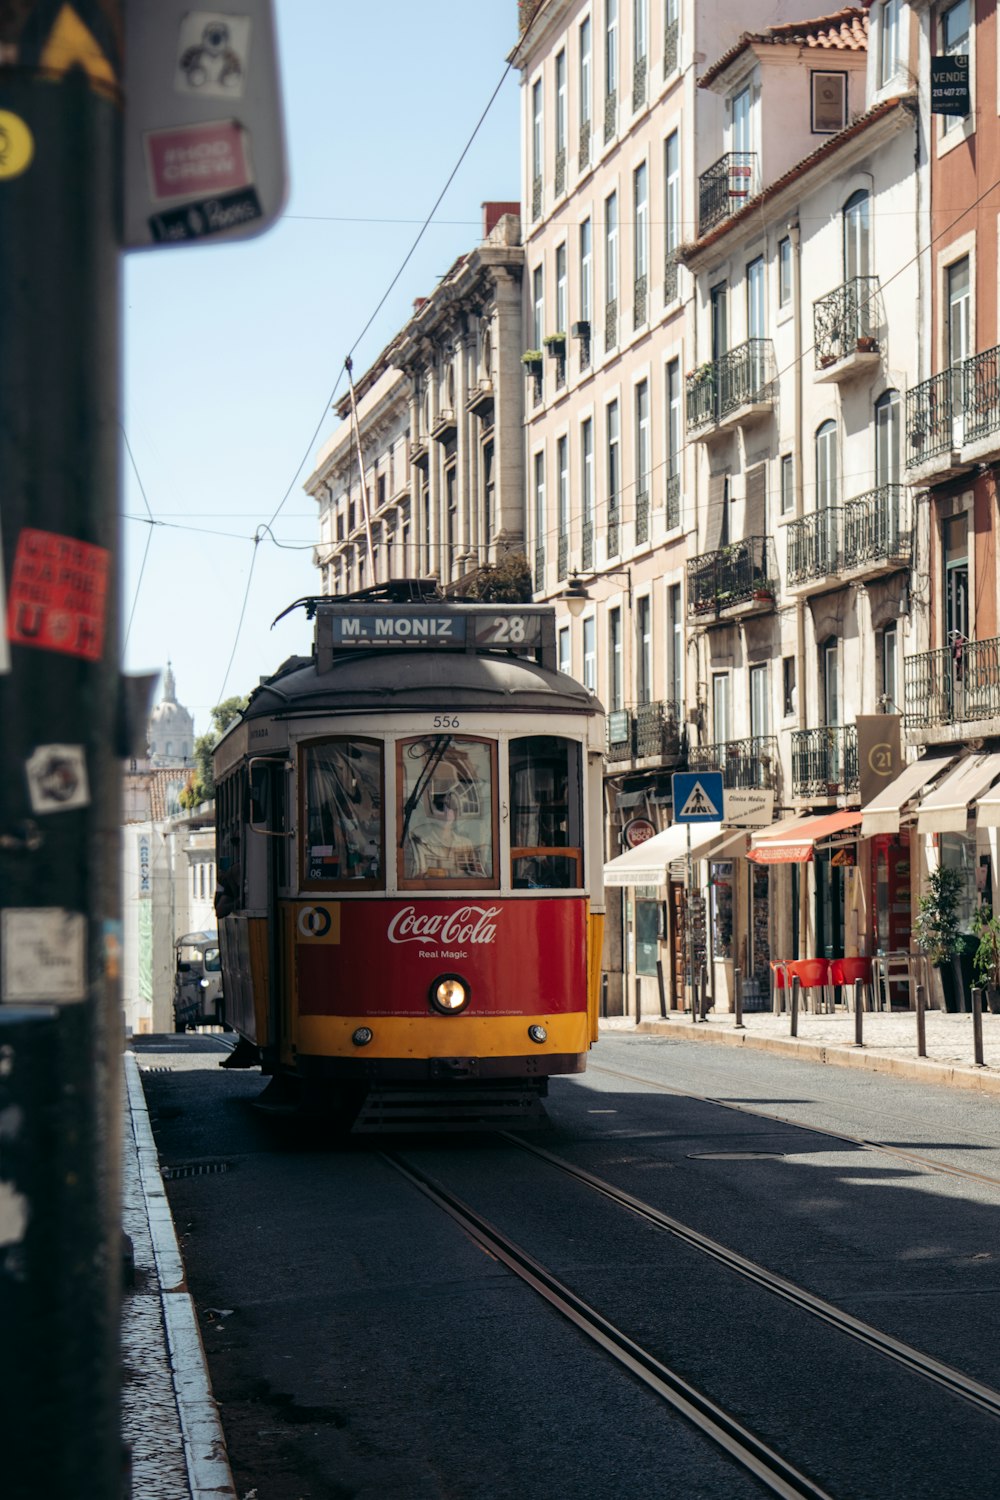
[855,334,877,353]
[521,349,543,377]
[913,865,965,1012]
[972,903,1000,1013]
[691,360,715,385]
[543,331,566,357]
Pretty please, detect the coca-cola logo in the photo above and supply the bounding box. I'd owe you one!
[387,904,500,946]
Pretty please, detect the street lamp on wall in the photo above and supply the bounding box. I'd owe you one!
[559,568,633,617]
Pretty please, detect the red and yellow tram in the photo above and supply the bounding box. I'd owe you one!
[213,584,606,1127]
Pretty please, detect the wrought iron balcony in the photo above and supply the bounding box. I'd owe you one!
[534,544,545,592]
[578,120,591,172]
[531,174,542,222]
[664,17,679,75]
[813,277,880,373]
[689,734,779,790]
[581,517,594,569]
[965,345,1000,446]
[686,536,775,619]
[635,491,650,546]
[632,57,647,112]
[906,369,956,467]
[557,532,568,582]
[607,497,621,558]
[685,339,774,435]
[664,249,678,304]
[904,634,1000,732]
[633,272,647,328]
[605,297,618,352]
[786,508,843,587]
[666,471,680,530]
[604,90,616,143]
[791,725,859,799]
[635,700,683,760]
[698,152,758,235]
[842,483,911,572]
[554,147,566,197]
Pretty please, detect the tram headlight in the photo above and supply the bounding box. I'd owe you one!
[430,974,470,1015]
[528,1025,548,1044]
[352,1027,374,1047]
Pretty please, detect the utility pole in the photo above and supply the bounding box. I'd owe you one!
[0,3,125,1495]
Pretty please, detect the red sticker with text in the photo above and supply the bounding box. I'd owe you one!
[6,529,109,661]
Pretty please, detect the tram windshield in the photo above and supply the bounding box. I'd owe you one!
[303,739,383,886]
[398,736,496,887]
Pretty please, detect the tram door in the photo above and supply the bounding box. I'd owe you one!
[250,758,291,1058]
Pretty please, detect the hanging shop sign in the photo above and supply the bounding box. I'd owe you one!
[623,817,656,849]
[856,714,902,808]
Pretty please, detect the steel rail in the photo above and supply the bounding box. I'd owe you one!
[382,1150,834,1500]
[589,1061,1000,1195]
[502,1132,1000,1422]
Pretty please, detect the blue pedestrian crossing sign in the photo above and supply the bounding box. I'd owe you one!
[672,771,724,823]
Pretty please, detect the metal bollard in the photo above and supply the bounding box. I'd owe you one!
[734,967,744,1030]
[790,974,800,1038]
[601,972,608,1019]
[700,965,710,1020]
[656,958,667,1019]
[915,983,927,1058]
[854,978,864,1047]
[691,970,699,1023]
[972,986,985,1067]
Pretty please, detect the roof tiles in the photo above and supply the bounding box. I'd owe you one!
[700,8,869,88]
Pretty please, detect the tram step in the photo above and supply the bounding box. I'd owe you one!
[351,1084,548,1134]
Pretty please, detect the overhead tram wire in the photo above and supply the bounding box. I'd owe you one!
[214,57,515,703]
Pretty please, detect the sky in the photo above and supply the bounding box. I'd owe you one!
[122,2,521,737]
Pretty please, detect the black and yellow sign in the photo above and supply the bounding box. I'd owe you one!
[0,109,34,178]
[1,2,121,99]
[831,846,857,868]
[857,714,902,808]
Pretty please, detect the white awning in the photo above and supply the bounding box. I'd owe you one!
[602,823,744,886]
[916,752,1000,834]
[978,779,1000,828]
[860,755,956,838]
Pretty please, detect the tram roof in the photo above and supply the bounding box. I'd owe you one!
[239,645,600,720]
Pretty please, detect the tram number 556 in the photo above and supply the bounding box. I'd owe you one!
[433,715,461,729]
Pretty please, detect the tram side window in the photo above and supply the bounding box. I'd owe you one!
[398,736,496,887]
[302,740,384,887]
[509,736,583,889]
[215,771,243,917]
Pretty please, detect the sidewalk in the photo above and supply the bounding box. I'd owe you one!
[121,1051,236,1500]
[600,1006,1000,1092]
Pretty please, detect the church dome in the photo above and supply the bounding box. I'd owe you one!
[148,663,195,767]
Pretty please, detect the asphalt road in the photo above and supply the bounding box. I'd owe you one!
[138,1033,1000,1499]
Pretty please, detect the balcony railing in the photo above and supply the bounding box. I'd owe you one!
[689,734,779,790]
[686,339,773,434]
[531,174,542,222]
[790,725,859,798]
[603,702,683,762]
[534,544,545,592]
[843,483,910,569]
[578,120,591,172]
[813,277,880,369]
[666,471,680,530]
[632,57,647,111]
[581,517,594,569]
[786,508,843,586]
[686,535,775,618]
[604,90,616,143]
[605,297,618,352]
[664,17,679,75]
[664,248,678,304]
[906,369,956,466]
[633,271,647,328]
[607,497,620,558]
[904,635,1000,730]
[554,146,566,197]
[698,151,758,235]
[557,532,568,582]
[635,490,649,545]
[636,700,682,759]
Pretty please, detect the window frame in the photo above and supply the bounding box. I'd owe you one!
[396,734,500,892]
[300,736,386,892]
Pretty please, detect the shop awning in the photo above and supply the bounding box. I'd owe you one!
[747,810,863,864]
[977,779,1000,828]
[916,751,1000,833]
[860,754,956,838]
[602,823,745,886]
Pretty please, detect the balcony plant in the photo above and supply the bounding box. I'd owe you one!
[972,902,1000,1013]
[543,331,566,357]
[913,865,965,1012]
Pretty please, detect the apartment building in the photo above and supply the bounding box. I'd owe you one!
[510,0,811,1009]
[309,205,525,593]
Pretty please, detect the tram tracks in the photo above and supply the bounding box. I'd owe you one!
[589,1061,1000,1196]
[385,1125,1000,1498]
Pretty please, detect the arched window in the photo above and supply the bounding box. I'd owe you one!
[815,421,838,509]
[843,189,870,281]
[874,390,901,487]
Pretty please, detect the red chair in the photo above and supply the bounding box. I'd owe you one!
[786,958,831,1014]
[829,956,873,1012]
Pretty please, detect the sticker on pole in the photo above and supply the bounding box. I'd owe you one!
[6,529,110,661]
[672,771,724,823]
[176,12,252,98]
[145,119,252,202]
[25,745,91,815]
[2,909,87,1003]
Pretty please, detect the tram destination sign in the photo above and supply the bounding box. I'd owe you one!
[319,607,546,652]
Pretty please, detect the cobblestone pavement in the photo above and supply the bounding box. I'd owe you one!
[601,1006,1000,1092]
